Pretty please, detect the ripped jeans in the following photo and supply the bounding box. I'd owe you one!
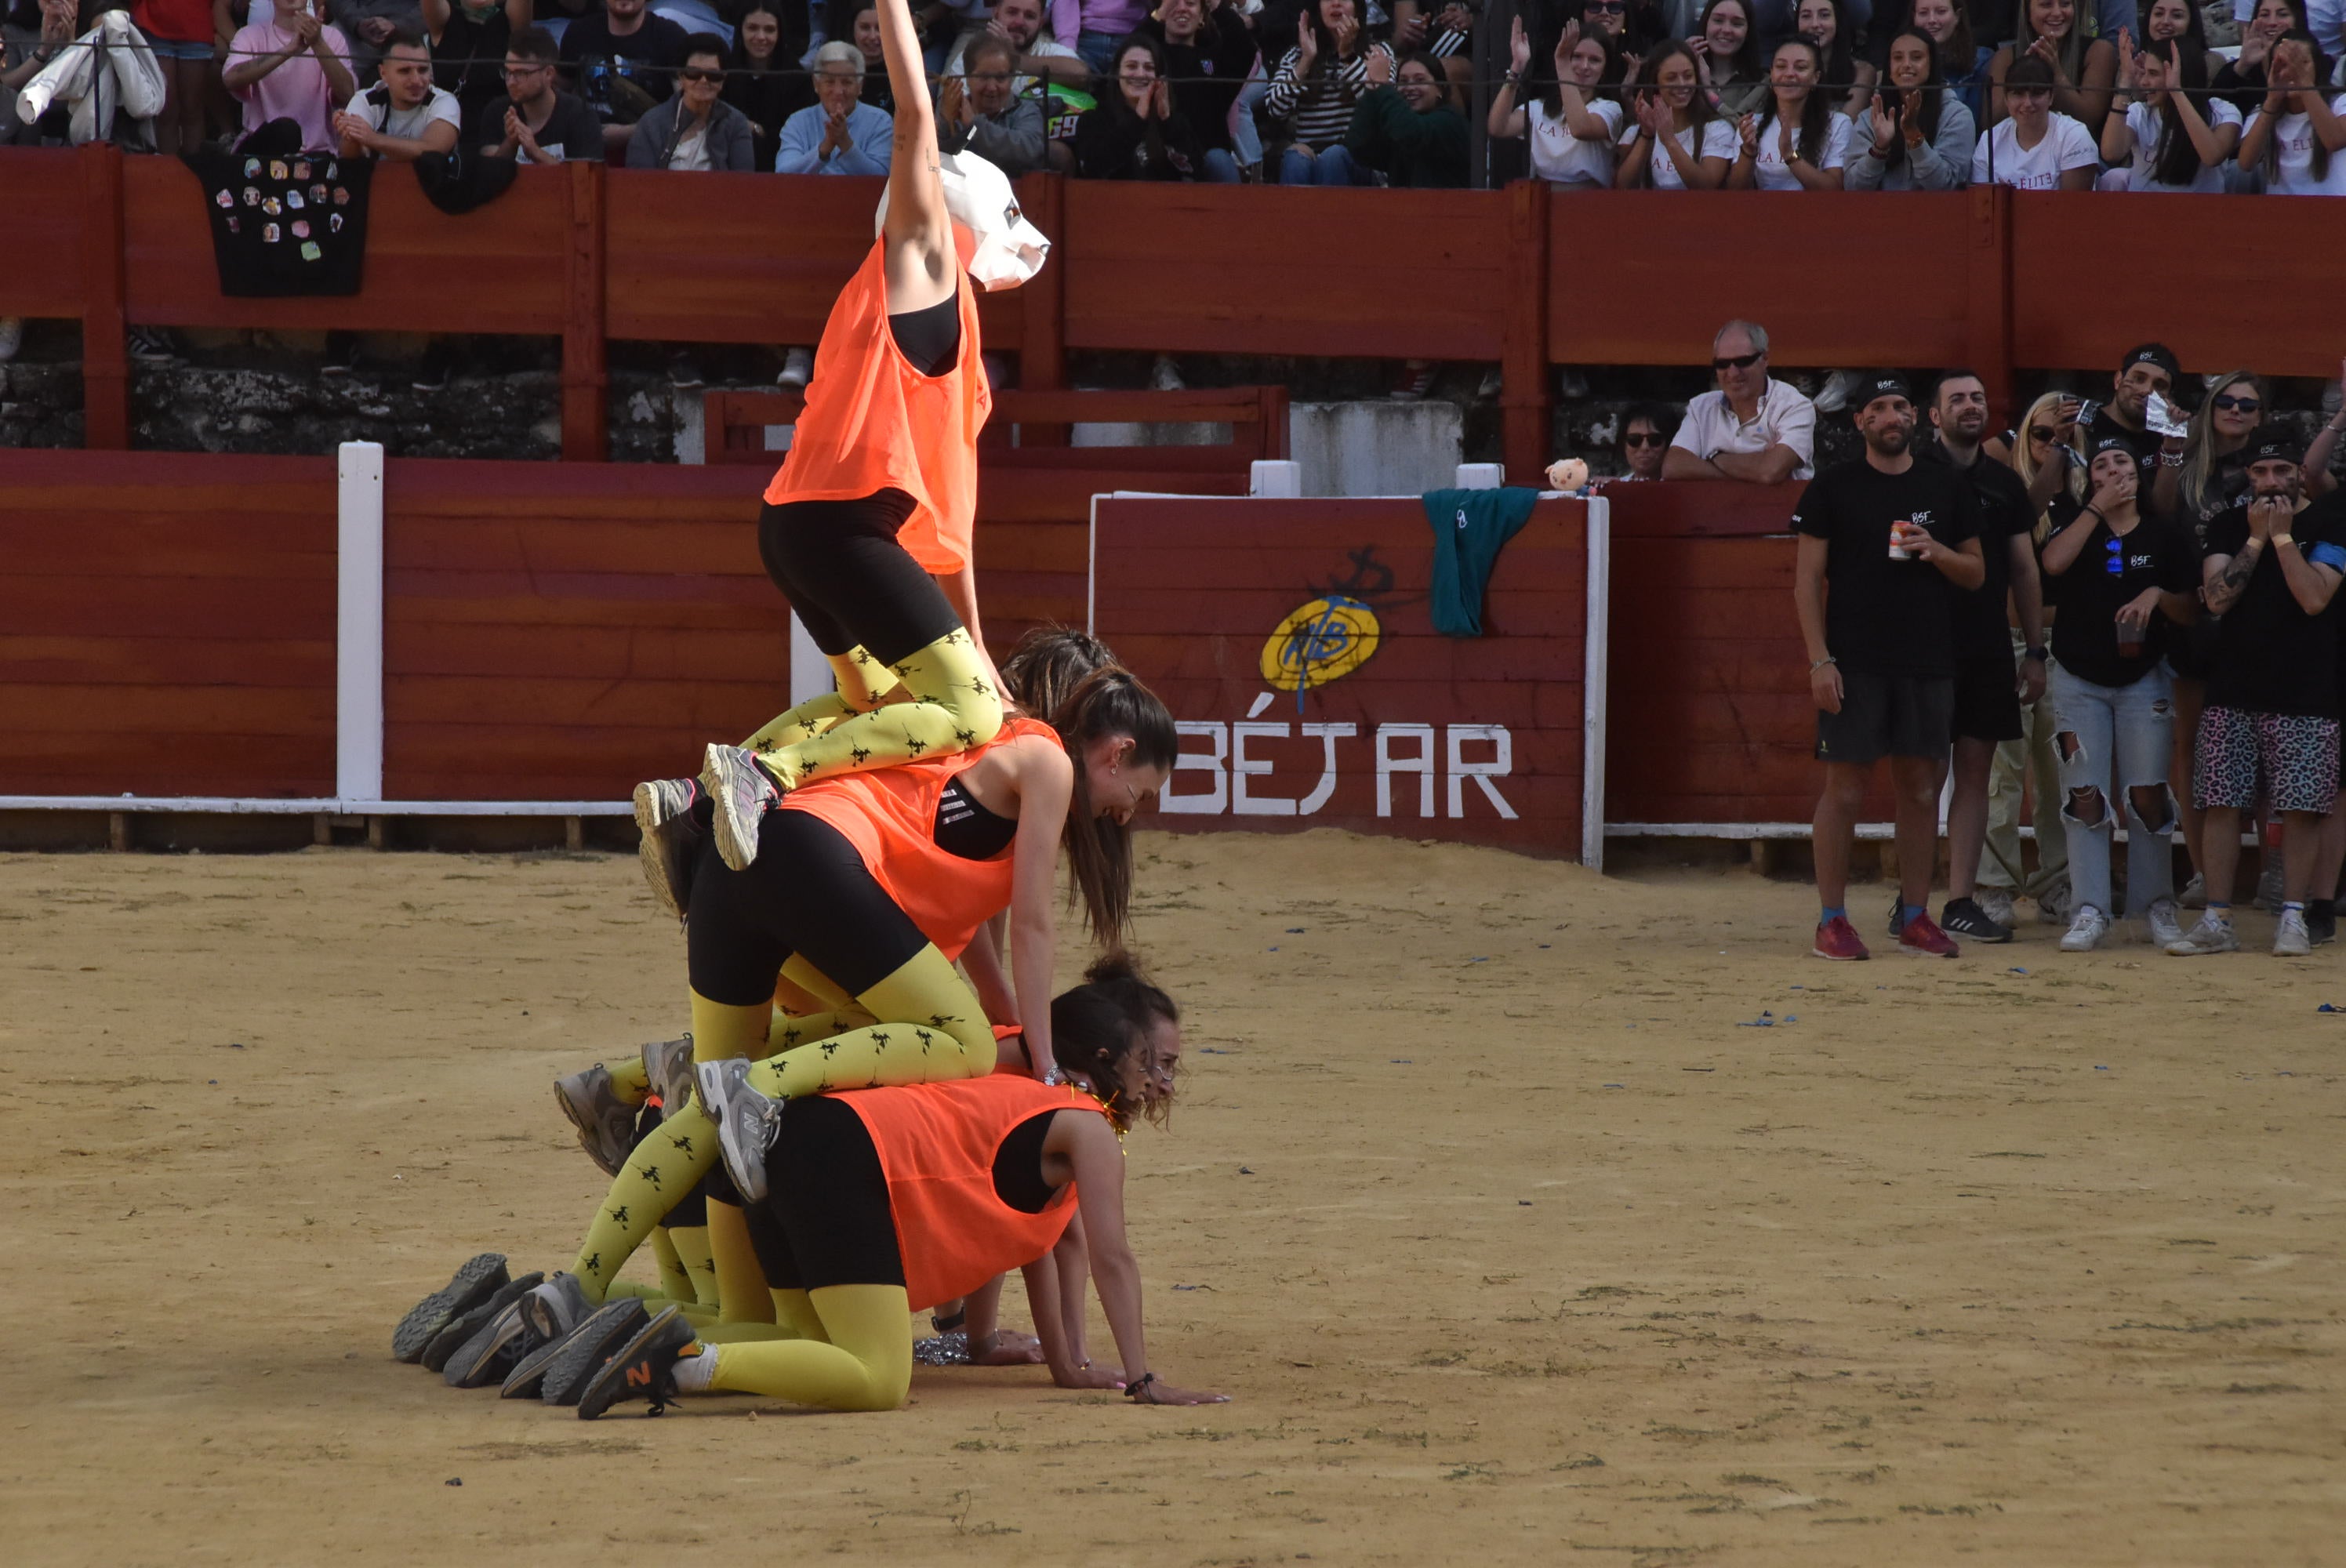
[2048,661,2177,920]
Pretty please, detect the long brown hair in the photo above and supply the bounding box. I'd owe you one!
[999,625,1116,720]
[1050,668,1177,948]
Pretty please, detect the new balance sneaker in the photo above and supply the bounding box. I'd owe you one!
[698,1057,782,1205]
[2177,872,2207,910]
[702,743,782,872]
[1941,896,2014,944]
[1974,887,2017,928]
[421,1270,544,1374]
[1811,915,1869,961]
[523,1272,596,1344]
[2057,904,2109,953]
[539,1298,653,1406]
[2035,880,2072,925]
[643,1034,695,1116]
[2166,913,2239,956]
[554,1065,637,1178]
[443,1298,544,1388]
[632,775,701,923]
[503,1297,645,1402]
[2145,897,2185,951]
[393,1252,507,1363]
[1898,909,1961,958]
[577,1305,698,1420]
[2274,908,2314,956]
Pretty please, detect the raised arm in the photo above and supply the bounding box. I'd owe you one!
[877,0,953,310]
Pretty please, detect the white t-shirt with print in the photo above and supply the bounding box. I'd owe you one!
[1623,116,1738,189]
[1528,96,1622,188]
[2268,95,2346,194]
[2119,97,2241,193]
[1971,111,2097,188]
[358,83,462,144]
[1749,110,1850,189]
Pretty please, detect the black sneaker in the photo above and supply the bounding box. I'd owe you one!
[1886,894,1903,938]
[540,1298,653,1405]
[576,1305,696,1420]
[411,339,452,391]
[393,1253,507,1363]
[1939,896,2014,944]
[422,1269,543,1373]
[444,1298,543,1388]
[2309,904,2337,947]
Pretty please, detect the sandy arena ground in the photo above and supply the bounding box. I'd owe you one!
[3,830,2341,1567]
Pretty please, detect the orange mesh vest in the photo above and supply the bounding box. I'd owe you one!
[775,715,1057,961]
[761,238,990,574]
[841,1071,1105,1312]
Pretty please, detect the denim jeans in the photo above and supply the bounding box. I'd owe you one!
[1200,146,1241,183]
[1979,627,2068,898]
[2049,660,2177,919]
[1230,76,1267,166]
[1076,30,1120,72]
[1277,142,1367,185]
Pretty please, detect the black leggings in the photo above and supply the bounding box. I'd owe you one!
[737,1094,906,1290]
[685,810,929,1007]
[757,493,962,665]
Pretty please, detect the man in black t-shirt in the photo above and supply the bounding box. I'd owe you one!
[1924,370,2048,946]
[558,0,689,158]
[1793,375,1986,962]
[475,26,606,161]
[2171,437,2346,958]
[2008,342,2179,523]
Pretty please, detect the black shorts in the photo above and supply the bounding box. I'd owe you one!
[1951,652,2025,743]
[757,493,963,666]
[737,1094,906,1292]
[1816,670,1955,766]
[685,809,930,1007]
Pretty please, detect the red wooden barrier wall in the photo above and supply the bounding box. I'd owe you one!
[0,450,338,797]
[1091,497,1589,858]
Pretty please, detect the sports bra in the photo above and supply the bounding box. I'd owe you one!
[934,775,1016,862]
[990,1110,1062,1214]
[888,294,961,378]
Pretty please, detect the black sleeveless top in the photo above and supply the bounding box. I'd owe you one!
[935,775,1016,861]
[888,294,961,378]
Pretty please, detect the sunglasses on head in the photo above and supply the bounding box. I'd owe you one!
[1712,351,1763,371]
[1624,431,1665,446]
[2211,394,2261,413]
[679,65,724,81]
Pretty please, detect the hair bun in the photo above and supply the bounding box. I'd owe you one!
[1085,949,1144,985]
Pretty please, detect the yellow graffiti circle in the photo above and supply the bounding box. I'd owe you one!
[1260,596,1381,693]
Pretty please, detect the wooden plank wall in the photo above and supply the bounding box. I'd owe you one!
[0,450,337,796]
[1093,498,1587,858]
[1602,482,1896,825]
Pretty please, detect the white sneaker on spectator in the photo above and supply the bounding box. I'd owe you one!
[1149,353,1184,391]
[1975,887,2016,927]
[2145,897,2184,949]
[2253,861,2284,913]
[0,317,21,362]
[2166,913,2239,956]
[2057,905,2108,953]
[2274,908,2313,956]
[777,346,813,390]
[2035,880,2071,924]
[126,326,176,364]
[1814,369,1865,413]
[1475,366,1502,399]
[2177,872,2206,909]
[1556,366,1589,398]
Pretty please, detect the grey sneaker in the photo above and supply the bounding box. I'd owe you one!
[444,1298,543,1388]
[632,775,700,923]
[523,1272,596,1343]
[1975,887,2017,927]
[393,1252,507,1363]
[554,1065,637,1178]
[2274,908,2313,956]
[702,743,781,872]
[2166,913,2240,956]
[643,1034,695,1116]
[2036,880,2072,925]
[576,1305,698,1420]
[698,1057,782,1205]
[2177,872,2206,910]
[2057,904,2108,953]
[2253,861,2285,913]
[421,1269,543,1374]
[2145,897,2185,950]
[503,1296,646,1402]
[539,1298,653,1406]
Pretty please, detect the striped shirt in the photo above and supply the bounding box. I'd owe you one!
[1263,42,1396,151]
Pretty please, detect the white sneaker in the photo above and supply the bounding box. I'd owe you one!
[1975,887,2016,927]
[2058,904,2108,953]
[1814,368,1866,413]
[2166,913,2239,956]
[2145,897,2184,949]
[2253,861,2285,913]
[2177,872,2206,910]
[1149,352,1184,391]
[2036,880,2072,925]
[0,317,22,362]
[777,345,813,390]
[2274,908,2313,956]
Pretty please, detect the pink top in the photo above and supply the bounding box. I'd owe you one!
[227,18,354,154]
[1049,0,1147,42]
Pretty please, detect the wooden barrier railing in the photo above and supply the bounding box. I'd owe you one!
[13,143,2346,477]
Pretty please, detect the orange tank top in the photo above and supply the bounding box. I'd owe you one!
[776,715,1058,961]
[842,1071,1105,1312]
[761,238,990,575]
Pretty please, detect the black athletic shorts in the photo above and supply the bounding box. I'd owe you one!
[757,493,963,666]
[737,1094,906,1291]
[1951,652,2025,743]
[1816,670,1955,766]
[685,809,929,1007]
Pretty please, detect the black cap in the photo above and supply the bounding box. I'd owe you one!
[2122,342,2180,379]
[2247,436,2303,467]
[1858,373,1911,409]
[2089,436,2137,462]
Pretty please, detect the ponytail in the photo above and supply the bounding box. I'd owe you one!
[998,624,1117,721]
[1048,667,1178,948]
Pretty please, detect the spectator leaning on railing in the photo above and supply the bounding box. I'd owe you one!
[1665,319,1818,483]
[474,24,603,160]
[626,31,754,167]
[1847,26,1974,187]
[335,25,460,158]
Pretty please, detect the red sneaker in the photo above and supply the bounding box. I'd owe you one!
[1811,915,1868,960]
[1897,909,1961,958]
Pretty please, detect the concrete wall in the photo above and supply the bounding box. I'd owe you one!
[1290,401,1463,498]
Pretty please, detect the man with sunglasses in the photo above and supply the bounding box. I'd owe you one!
[1665,320,1817,485]
[1793,374,1985,961]
[476,26,605,162]
[626,35,756,168]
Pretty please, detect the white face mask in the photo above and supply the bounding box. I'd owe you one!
[873,147,1051,292]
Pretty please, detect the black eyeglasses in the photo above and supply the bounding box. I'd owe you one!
[1623,431,1665,446]
[1711,351,1763,371]
[2211,394,2262,413]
